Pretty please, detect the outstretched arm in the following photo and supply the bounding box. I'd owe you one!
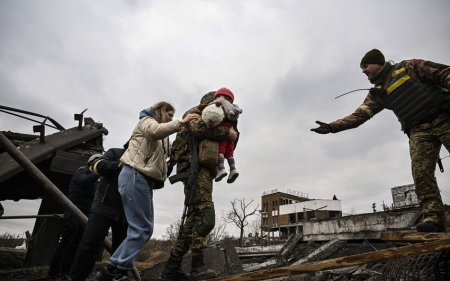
[312,92,386,134]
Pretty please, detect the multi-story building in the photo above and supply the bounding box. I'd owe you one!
[260,189,342,238]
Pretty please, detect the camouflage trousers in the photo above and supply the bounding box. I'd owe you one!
[169,167,215,263]
[410,120,450,226]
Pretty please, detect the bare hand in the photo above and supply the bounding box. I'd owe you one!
[180,113,200,125]
[228,127,238,142]
[118,162,123,169]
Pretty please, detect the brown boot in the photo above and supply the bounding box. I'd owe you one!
[190,255,217,280]
[160,258,190,281]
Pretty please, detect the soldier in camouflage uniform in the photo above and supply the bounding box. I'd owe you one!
[160,92,239,281]
[312,49,450,233]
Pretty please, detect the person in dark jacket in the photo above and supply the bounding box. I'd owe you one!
[69,146,128,281]
[47,154,102,280]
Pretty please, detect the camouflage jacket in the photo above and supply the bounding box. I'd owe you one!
[170,106,231,173]
[330,59,450,133]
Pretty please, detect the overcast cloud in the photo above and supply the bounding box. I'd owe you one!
[1,0,450,239]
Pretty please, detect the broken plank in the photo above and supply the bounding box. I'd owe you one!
[379,231,450,242]
[208,237,450,281]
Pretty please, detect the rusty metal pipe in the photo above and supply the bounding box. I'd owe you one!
[0,133,141,280]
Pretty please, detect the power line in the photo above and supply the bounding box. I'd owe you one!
[440,189,450,197]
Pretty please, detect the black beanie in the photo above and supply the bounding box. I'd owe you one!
[360,49,385,66]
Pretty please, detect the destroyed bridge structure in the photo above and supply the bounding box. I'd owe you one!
[1,105,450,281]
[0,105,108,267]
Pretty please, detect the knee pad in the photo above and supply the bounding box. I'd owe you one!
[196,209,215,237]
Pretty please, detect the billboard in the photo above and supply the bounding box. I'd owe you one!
[391,184,419,209]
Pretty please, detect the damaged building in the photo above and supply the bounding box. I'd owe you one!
[260,189,343,240]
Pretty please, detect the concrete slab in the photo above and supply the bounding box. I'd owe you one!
[302,209,421,241]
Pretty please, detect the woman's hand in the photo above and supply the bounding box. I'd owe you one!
[179,113,200,125]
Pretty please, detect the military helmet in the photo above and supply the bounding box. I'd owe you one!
[200,91,216,104]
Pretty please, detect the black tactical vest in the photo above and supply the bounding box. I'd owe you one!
[384,61,449,131]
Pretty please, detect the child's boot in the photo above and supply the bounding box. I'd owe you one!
[227,169,239,183]
[215,169,228,182]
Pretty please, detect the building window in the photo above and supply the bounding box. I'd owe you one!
[306,211,315,220]
[329,211,341,218]
[289,214,295,223]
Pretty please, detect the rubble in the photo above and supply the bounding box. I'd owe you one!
[140,239,243,280]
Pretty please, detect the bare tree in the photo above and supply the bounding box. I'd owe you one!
[248,215,261,238]
[224,198,259,246]
[208,210,230,245]
[163,219,182,244]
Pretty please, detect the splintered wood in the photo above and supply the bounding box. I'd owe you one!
[209,237,450,281]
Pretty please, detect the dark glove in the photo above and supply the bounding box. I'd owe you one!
[311,121,332,134]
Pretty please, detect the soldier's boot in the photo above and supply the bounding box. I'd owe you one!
[160,258,190,281]
[190,255,217,281]
[416,221,446,232]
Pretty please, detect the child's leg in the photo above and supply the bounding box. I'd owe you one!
[226,156,235,171]
[218,153,225,170]
[224,140,235,169]
[215,140,228,182]
[225,141,239,183]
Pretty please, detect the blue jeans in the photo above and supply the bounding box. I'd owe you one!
[108,165,154,270]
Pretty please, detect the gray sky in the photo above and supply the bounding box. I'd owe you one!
[1,0,450,239]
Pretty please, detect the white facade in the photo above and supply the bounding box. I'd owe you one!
[279,199,342,216]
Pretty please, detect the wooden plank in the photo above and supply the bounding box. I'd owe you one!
[209,238,450,281]
[0,125,106,182]
[379,231,450,241]
[49,150,89,175]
